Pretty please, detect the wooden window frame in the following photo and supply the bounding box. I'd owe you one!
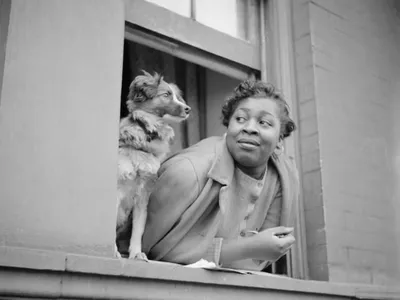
[124,0,260,71]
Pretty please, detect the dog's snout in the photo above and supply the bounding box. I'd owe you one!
[185,106,191,114]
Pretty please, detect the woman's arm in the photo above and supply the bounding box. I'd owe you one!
[142,156,200,257]
[220,226,295,265]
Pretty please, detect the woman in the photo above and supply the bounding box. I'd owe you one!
[142,79,299,271]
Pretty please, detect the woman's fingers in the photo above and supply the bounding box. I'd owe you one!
[271,226,294,235]
[279,234,295,251]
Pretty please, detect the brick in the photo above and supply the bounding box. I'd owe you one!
[307,244,328,265]
[299,116,318,138]
[302,169,323,210]
[304,192,323,212]
[347,248,387,270]
[293,2,311,40]
[346,267,373,284]
[299,99,317,120]
[328,264,348,283]
[301,148,320,172]
[297,81,316,102]
[300,132,319,155]
[294,33,312,57]
[325,210,346,231]
[308,262,329,281]
[327,246,347,265]
[372,271,395,286]
[344,212,386,234]
[324,190,391,221]
[305,205,326,230]
[295,53,314,79]
[306,227,327,248]
[327,229,387,253]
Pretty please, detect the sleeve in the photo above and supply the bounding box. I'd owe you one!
[141,156,200,257]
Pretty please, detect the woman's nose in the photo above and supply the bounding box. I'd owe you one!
[242,120,258,135]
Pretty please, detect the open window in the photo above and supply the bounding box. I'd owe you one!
[122,0,306,278]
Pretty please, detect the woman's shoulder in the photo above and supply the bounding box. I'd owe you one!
[160,136,223,177]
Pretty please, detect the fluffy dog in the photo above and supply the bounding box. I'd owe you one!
[116,71,191,260]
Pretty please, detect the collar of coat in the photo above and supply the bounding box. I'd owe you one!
[207,134,284,186]
[206,134,299,227]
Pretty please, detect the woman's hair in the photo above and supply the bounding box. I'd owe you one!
[221,80,296,139]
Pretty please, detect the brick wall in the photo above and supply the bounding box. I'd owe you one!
[293,0,400,285]
[292,0,328,281]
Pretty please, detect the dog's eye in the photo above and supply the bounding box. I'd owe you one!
[158,92,170,98]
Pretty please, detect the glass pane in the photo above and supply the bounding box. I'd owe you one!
[145,0,191,18]
[194,0,258,41]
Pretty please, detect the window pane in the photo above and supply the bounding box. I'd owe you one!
[194,0,256,41]
[145,0,191,18]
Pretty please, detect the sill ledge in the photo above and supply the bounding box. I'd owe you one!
[0,246,399,300]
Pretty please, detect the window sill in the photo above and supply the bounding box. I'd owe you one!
[0,246,399,300]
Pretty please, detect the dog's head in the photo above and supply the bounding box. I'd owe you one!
[126,70,191,122]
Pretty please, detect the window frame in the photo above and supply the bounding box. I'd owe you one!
[124,0,260,71]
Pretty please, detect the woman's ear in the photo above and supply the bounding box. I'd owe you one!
[274,138,285,156]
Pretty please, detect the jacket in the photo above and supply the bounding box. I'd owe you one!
[142,135,299,267]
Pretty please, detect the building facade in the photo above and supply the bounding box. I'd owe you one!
[0,0,399,299]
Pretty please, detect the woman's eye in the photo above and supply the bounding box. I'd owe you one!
[236,117,246,123]
[260,120,272,126]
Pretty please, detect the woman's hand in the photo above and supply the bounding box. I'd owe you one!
[245,226,295,262]
[219,226,295,266]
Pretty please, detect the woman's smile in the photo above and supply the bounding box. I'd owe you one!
[237,137,260,150]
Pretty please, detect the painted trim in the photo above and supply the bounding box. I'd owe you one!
[125,25,251,80]
[1,246,399,300]
[266,0,309,279]
[124,0,260,70]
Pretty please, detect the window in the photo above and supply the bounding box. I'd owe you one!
[145,0,260,42]
[123,0,306,279]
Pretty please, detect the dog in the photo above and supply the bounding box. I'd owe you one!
[116,70,191,260]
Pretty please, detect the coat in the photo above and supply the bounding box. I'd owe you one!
[142,135,299,267]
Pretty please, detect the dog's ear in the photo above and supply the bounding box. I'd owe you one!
[127,71,161,105]
[141,69,152,78]
[155,73,163,85]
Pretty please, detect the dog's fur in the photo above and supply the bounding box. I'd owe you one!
[116,71,190,260]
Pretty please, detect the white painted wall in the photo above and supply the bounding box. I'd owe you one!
[0,0,125,256]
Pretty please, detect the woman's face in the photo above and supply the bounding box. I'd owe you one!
[226,97,281,172]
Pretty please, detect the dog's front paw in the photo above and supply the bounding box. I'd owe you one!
[114,244,123,259]
[114,250,122,259]
[129,252,148,262]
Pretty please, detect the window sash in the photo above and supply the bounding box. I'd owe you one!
[125,24,253,80]
[124,0,260,70]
